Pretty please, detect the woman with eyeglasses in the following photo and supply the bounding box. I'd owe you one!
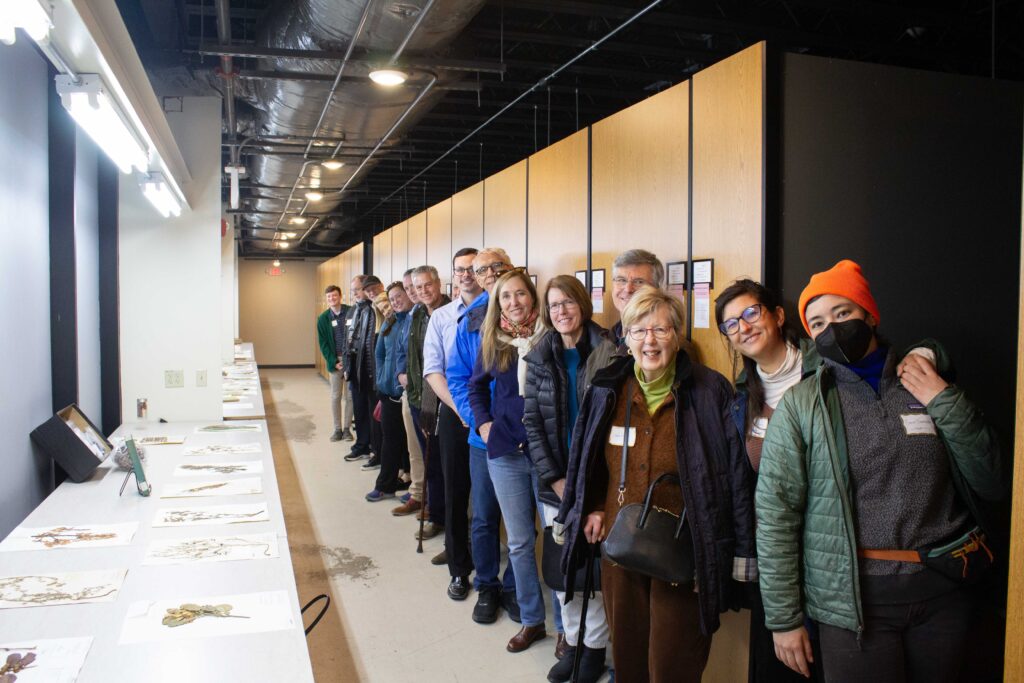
[468,269,549,654]
[556,287,756,683]
[522,275,617,682]
[714,279,822,682]
[365,282,413,502]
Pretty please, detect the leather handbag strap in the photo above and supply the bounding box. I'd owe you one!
[617,382,633,507]
[637,472,689,539]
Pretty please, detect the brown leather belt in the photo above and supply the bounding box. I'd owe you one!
[858,548,921,563]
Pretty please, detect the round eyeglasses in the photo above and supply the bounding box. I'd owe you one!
[626,326,674,341]
[718,304,764,336]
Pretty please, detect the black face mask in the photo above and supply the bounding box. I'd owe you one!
[814,319,874,365]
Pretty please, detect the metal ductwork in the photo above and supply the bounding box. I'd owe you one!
[230,0,487,245]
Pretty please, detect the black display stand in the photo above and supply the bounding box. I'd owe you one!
[30,404,112,483]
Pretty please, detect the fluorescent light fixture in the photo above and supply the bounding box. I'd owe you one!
[279,241,290,249]
[139,172,182,218]
[368,69,409,86]
[284,232,297,239]
[321,159,344,171]
[0,0,53,45]
[56,74,149,174]
[273,259,281,267]
[304,191,324,202]
[289,216,307,225]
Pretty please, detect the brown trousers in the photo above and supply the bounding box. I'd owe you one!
[601,560,711,683]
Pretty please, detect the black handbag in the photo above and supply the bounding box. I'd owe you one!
[601,383,696,585]
[542,526,601,592]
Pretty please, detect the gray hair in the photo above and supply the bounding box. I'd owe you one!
[412,265,440,282]
[475,247,512,266]
[613,249,664,287]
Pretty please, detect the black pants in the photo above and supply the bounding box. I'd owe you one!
[438,403,472,578]
[747,584,822,682]
[350,379,373,454]
[412,405,446,525]
[375,394,407,494]
[817,587,972,683]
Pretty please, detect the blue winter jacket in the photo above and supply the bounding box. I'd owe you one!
[375,310,410,398]
[448,291,489,450]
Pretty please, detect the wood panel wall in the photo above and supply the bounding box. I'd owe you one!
[526,129,589,283]
[691,42,765,380]
[391,219,408,281]
[483,160,527,268]
[408,211,427,269]
[452,181,484,253]
[427,199,452,285]
[591,81,690,329]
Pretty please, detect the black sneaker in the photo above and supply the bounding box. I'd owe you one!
[501,590,521,623]
[329,429,344,442]
[472,587,501,624]
[344,448,369,462]
[360,455,381,470]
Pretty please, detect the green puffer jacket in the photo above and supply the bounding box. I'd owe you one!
[755,340,1004,634]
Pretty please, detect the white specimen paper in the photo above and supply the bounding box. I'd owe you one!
[0,569,127,609]
[160,477,263,499]
[0,522,139,552]
[0,637,93,683]
[142,532,280,566]
[195,423,263,433]
[183,443,263,456]
[225,402,255,410]
[119,590,295,643]
[152,503,270,528]
[135,435,186,446]
[173,461,264,477]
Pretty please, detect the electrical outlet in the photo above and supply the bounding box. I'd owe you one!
[196,369,207,387]
[164,370,184,388]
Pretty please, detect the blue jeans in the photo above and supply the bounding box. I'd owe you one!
[488,451,546,628]
[469,446,515,593]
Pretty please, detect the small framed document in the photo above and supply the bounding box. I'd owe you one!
[575,270,587,286]
[692,259,714,288]
[666,261,687,287]
[591,268,606,290]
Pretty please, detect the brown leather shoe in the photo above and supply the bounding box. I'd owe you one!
[391,498,422,516]
[555,632,570,660]
[507,625,547,653]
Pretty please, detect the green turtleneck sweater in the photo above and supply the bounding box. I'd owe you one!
[634,360,676,414]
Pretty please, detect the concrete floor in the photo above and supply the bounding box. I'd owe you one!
[264,368,562,682]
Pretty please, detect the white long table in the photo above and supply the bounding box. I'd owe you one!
[223,343,266,421]
[0,419,314,683]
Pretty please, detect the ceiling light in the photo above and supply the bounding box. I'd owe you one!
[284,232,297,239]
[272,259,281,267]
[139,172,182,218]
[321,159,344,171]
[289,216,307,225]
[0,0,53,45]
[368,69,409,87]
[56,74,149,174]
[279,241,290,249]
[304,191,323,202]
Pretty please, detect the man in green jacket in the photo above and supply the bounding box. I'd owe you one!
[756,260,1003,682]
[316,284,353,442]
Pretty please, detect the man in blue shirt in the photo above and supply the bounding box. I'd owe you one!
[446,247,519,625]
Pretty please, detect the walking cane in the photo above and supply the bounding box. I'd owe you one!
[417,428,429,554]
[571,542,598,683]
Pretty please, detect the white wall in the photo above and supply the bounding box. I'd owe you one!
[239,258,323,365]
[221,216,237,360]
[0,41,54,536]
[118,97,223,422]
[75,133,102,425]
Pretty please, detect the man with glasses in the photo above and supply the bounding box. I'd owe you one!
[423,249,482,596]
[345,274,385,464]
[447,247,520,625]
[610,249,665,344]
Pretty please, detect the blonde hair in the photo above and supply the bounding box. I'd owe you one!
[480,270,539,373]
[620,286,686,337]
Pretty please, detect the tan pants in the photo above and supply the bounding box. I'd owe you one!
[601,561,711,683]
[401,395,425,502]
[329,370,353,432]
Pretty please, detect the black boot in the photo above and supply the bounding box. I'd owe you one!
[546,647,576,682]
[577,646,607,683]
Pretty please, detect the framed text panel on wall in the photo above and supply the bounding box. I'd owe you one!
[592,80,690,329]
[526,129,589,291]
[483,159,527,269]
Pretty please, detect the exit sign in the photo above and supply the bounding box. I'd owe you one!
[265,266,285,277]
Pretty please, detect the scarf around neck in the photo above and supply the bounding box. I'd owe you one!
[756,342,803,409]
[500,309,539,338]
[498,317,544,397]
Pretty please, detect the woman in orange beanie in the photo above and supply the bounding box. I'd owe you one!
[754,259,1004,682]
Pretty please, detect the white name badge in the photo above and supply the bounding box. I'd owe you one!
[346,318,354,327]
[331,319,338,327]
[900,413,937,436]
[608,426,636,447]
[750,417,769,439]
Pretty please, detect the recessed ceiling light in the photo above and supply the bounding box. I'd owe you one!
[280,241,290,249]
[304,191,323,202]
[321,159,344,170]
[273,259,281,267]
[284,232,297,238]
[289,216,307,224]
[369,69,408,86]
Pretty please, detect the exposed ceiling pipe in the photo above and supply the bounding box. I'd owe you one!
[389,0,436,66]
[215,0,238,166]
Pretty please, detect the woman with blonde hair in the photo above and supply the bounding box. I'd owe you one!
[468,269,548,654]
[557,286,756,682]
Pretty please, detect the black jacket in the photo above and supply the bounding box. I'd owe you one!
[523,322,617,507]
[556,351,756,635]
[348,300,377,387]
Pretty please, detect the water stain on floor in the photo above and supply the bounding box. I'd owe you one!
[276,413,318,443]
[270,398,305,415]
[295,544,379,585]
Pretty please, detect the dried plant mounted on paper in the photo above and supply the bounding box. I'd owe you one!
[0,570,126,608]
[152,503,270,527]
[143,533,279,565]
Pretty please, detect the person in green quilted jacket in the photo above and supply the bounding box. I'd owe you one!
[755,259,1003,682]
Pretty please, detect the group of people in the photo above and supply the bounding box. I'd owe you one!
[317,249,1003,683]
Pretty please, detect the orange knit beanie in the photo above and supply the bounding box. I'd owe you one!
[798,259,880,335]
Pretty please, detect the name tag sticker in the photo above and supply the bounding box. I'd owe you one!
[901,413,937,436]
[331,319,338,327]
[346,318,354,327]
[608,426,636,447]
[750,417,769,439]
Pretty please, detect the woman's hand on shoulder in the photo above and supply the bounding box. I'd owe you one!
[772,626,813,678]
[583,511,605,544]
[897,354,949,407]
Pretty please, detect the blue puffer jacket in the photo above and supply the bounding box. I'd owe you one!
[375,310,410,398]
[448,291,489,450]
